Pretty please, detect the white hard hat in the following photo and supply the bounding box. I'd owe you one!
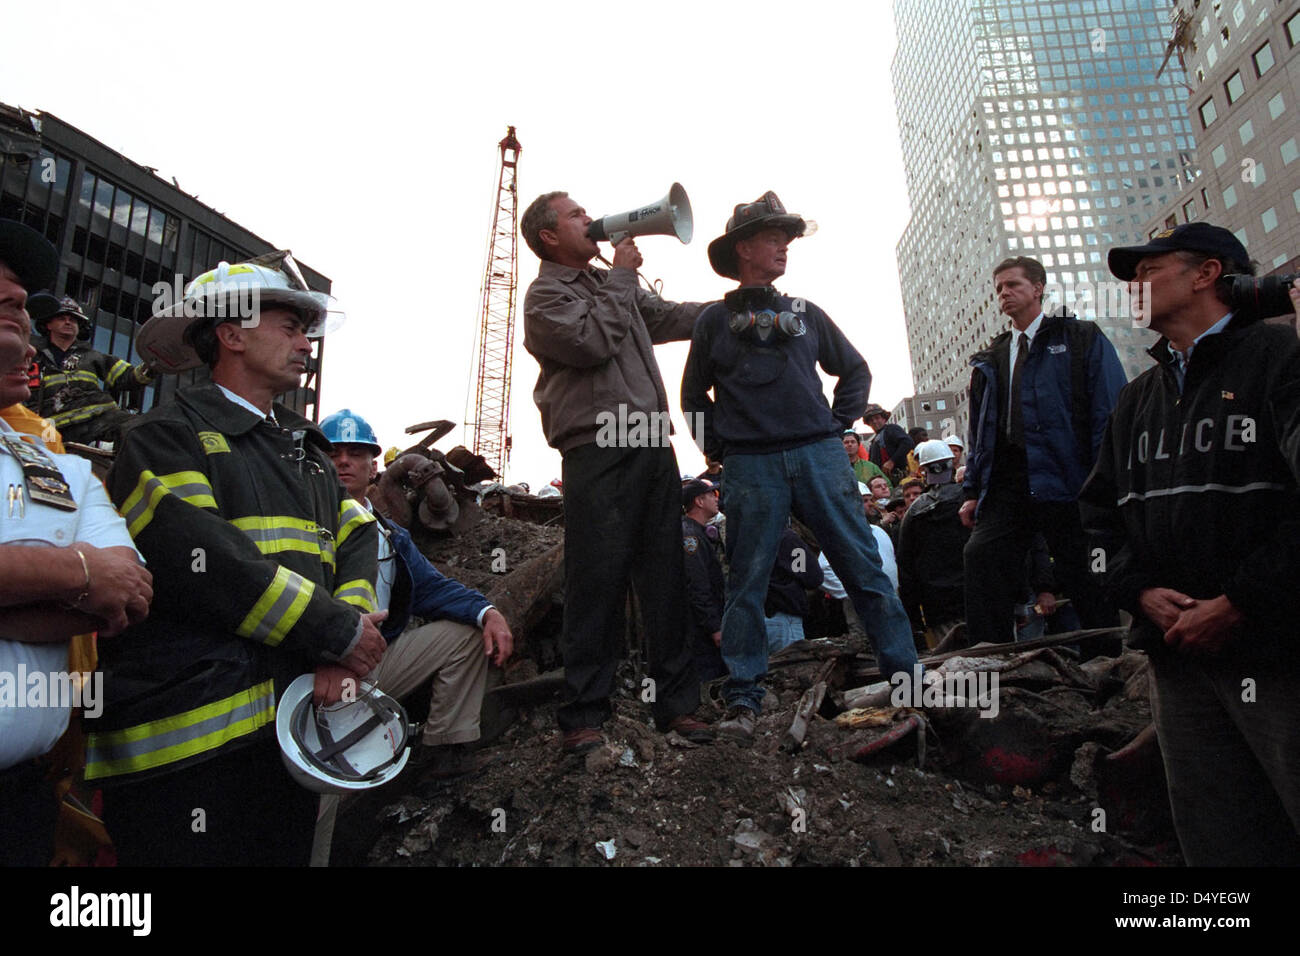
[138,253,343,373]
[276,674,410,794]
[942,433,964,451]
[916,439,956,467]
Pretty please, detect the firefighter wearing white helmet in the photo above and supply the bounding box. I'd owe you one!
[897,439,969,638]
[136,252,341,374]
[915,438,956,486]
[87,251,382,866]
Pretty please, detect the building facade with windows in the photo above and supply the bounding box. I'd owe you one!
[1143,0,1300,319]
[890,391,962,438]
[0,102,330,417]
[892,0,1199,423]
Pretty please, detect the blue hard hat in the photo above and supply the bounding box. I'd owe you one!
[320,408,382,455]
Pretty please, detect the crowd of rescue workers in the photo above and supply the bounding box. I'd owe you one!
[1,188,1298,868]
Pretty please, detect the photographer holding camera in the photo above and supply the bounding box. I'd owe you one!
[1080,223,1300,865]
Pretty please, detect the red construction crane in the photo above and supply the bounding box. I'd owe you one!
[468,126,521,480]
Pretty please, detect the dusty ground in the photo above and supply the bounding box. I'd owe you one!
[330,507,1180,868]
[332,645,1179,867]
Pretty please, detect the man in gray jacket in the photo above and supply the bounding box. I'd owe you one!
[521,190,714,754]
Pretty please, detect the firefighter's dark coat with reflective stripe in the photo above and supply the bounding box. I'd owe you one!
[26,337,150,434]
[86,384,379,783]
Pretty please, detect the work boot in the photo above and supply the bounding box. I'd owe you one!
[666,714,715,744]
[718,706,756,741]
[561,727,604,755]
[410,743,478,779]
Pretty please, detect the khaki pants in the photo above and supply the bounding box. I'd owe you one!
[310,620,488,866]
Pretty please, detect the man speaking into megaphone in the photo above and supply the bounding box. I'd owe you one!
[520,189,715,756]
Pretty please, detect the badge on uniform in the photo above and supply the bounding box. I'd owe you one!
[0,434,77,512]
[683,536,698,554]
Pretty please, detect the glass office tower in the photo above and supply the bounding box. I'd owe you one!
[892,0,1196,430]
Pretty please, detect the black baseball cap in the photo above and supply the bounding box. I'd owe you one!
[1108,222,1250,282]
[0,218,58,293]
[681,477,718,510]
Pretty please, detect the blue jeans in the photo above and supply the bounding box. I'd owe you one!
[721,436,920,713]
[765,612,805,655]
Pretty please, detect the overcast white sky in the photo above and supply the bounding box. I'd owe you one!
[4,0,917,484]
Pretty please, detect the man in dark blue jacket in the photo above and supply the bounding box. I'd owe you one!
[322,411,513,764]
[682,191,919,741]
[960,255,1126,649]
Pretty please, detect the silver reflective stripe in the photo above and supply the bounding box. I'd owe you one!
[239,524,330,555]
[246,573,313,643]
[84,687,274,769]
[335,584,374,604]
[1118,480,1288,505]
[122,476,213,528]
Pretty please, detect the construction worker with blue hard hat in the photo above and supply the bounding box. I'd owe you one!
[310,406,513,865]
[320,408,382,455]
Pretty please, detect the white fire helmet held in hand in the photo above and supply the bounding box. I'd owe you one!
[276,673,411,794]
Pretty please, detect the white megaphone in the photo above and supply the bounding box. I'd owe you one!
[587,183,693,245]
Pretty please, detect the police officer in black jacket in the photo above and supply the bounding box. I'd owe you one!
[681,478,726,681]
[1081,223,1300,866]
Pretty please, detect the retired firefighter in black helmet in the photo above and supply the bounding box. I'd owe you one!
[26,294,153,446]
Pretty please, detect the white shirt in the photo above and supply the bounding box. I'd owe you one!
[0,419,141,768]
[364,498,397,613]
[215,384,274,422]
[1007,311,1044,420]
[818,526,898,600]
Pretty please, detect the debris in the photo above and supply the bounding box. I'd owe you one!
[594,839,617,860]
[618,747,638,767]
[776,787,806,817]
[585,743,622,773]
[834,706,897,729]
[833,712,926,764]
[781,663,833,753]
[867,826,903,865]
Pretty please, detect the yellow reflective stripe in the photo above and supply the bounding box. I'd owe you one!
[104,359,133,389]
[229,515,336,567]
[120,469,217,537]
[50,401,118,426]
[41,370,103,388]
[335,497,375,547]
[84,680,276,780]
[334,578,378,613]
[236,565,315,646]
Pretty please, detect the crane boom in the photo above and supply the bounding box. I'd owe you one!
[468,126,522,480]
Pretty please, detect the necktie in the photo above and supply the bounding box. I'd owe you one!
[1007,332,1028,446]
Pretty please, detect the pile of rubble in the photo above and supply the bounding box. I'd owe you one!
[325,421,1180,867]
[330,603,1179,866]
